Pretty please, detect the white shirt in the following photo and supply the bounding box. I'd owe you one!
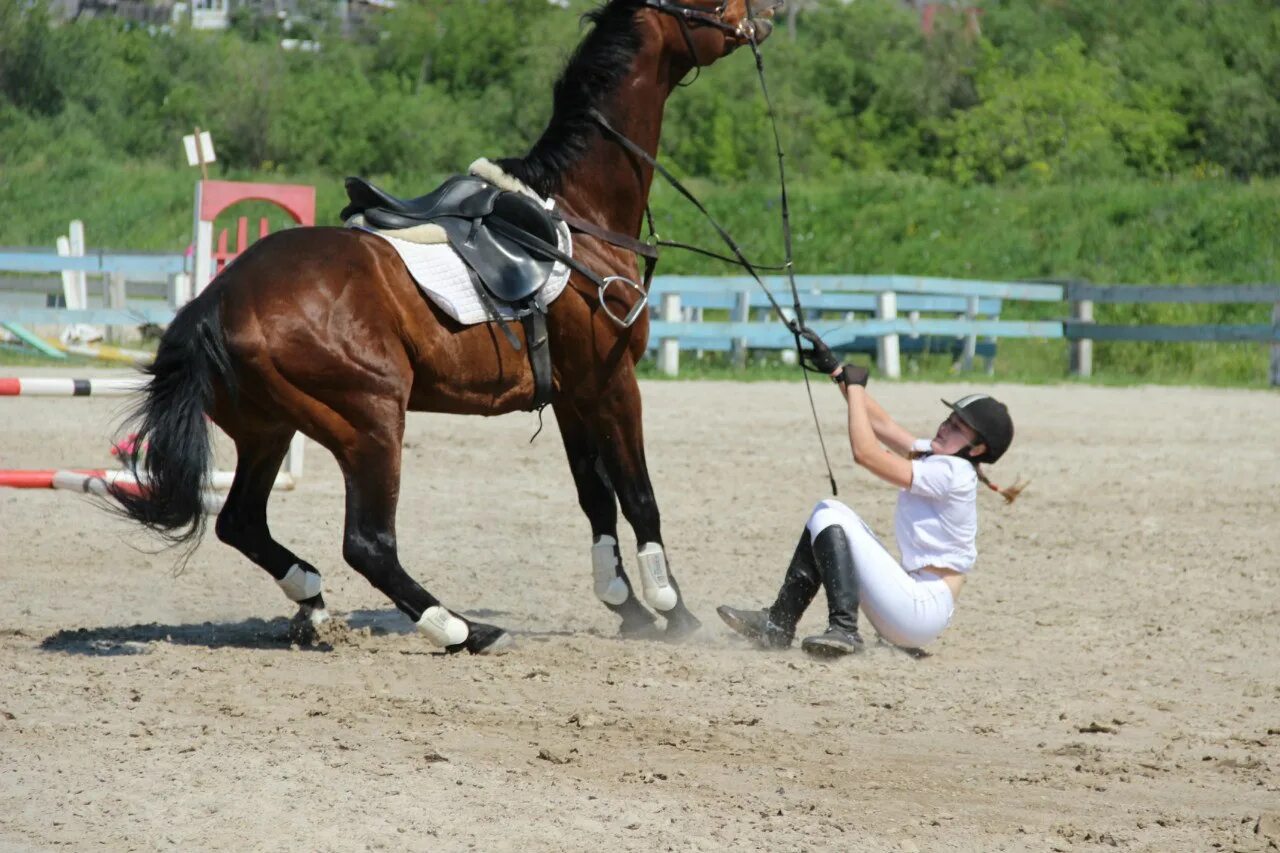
[894,439,978,573]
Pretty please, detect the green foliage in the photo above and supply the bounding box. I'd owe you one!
[3,0,1279,385]
[931,38,1184,184]
[0,0,61,114]
[4,0,1278,181]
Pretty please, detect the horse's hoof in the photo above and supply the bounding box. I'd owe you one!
[288,606,334,645]
[618,610,660,639]
[304,606,330,627]
[613,597,658,638]
[457,623,513,655]
[662,609,702,642]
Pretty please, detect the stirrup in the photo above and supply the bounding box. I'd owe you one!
[599,275,648,328]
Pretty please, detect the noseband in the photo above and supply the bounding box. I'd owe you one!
[641,0,742,83]
[641,0,736,34]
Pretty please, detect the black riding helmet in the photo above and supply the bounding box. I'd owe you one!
[941,394,1014,464]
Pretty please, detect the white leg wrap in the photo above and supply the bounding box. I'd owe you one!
[591,535,630,606]
[416,606,470,647]
[636,542,677,612]
[277,564,322,602]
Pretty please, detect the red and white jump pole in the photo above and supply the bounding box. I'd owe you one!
[0,377,149,396]
[0,469,225,514]
[1,373,303,513]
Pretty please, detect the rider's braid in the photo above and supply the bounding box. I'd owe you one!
[974,465,1027,505]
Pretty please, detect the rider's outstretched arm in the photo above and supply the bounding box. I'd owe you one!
[861,390,915,457]
[844,385,914,488]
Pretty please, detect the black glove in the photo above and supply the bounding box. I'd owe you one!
[796,327,839,374]
[832,363,869,387]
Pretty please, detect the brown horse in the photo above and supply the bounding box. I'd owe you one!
[115,0,777,654]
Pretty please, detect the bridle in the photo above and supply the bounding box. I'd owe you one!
[641,0,757,86]
[642,0,735,32]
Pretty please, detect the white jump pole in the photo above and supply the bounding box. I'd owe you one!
[49,470,225,514]
[286,434,306,478]
[0,377,149,396]
[0,375,303,489]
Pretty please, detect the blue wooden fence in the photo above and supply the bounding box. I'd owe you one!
[0,249,186,279]
[646,275,1064,378]
[2,249,1277,383]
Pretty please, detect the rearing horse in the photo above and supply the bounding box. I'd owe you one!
[115,0,777,654]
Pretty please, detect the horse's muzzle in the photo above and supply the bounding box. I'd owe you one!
[742,0,779,42]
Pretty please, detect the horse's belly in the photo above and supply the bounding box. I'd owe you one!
[404,329,539,416]
[406,380,535,416]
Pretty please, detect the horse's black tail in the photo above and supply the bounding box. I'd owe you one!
[112,289,235,548]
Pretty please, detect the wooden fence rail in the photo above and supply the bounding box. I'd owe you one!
[3,255,1277,385]
[1062,280,1280,384]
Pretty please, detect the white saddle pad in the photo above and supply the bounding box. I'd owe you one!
[359,215,573,325]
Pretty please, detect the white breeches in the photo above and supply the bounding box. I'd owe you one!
[805,499,955,648]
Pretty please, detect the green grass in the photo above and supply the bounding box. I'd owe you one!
[636,337,1277,388]
[3,339,1270,388]
[0,347,111,367]
[3,160,1278,386]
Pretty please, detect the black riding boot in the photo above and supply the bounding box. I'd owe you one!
[717,529,821,648]
[801,525,865,658]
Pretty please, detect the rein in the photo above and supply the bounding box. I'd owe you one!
[582,8,840,494]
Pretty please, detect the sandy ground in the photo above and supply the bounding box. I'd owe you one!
[0,370,1277,852]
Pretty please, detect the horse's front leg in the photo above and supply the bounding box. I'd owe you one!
[586,375,701,640]
[554,401,659,637]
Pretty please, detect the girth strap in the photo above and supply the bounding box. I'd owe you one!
[520,308,553,411]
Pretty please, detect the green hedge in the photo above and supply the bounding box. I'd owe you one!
[2,160,1275,384]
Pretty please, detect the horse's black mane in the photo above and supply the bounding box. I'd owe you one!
[498,1,646,197]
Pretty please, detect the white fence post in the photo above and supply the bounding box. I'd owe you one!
[731,290,750,369]
[58,221,89,311]
[192,182,215,294]
[961,295,979,371]
[57,221,100,343]
[658,292,681,377]
[1271,301,1279,387]
[169,272,192,307]
[69,221,87,310]
[779,307,797,365]
[1070,291,1094,378]
[876,290,901,379]
[105,272,127,345]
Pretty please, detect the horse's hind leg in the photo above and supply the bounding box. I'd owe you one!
[216,429,330,626]
[555,402,658,637]
[332,405,512,655]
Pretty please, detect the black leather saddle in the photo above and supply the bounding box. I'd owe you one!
[342,173,563,413]
[342,175,561,303]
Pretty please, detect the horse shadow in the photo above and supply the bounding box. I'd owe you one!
[40,616,317,656]
[38,607,533,656]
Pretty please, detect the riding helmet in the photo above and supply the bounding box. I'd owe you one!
[941,394,1014,464]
